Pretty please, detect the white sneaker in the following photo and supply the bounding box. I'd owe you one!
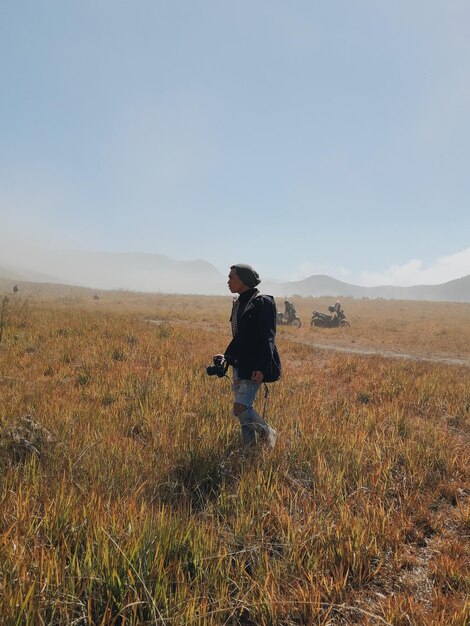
[266,427,277,449]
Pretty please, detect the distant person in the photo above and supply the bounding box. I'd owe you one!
[212,264,281,450]
[333,300,343,317]
[327,300,346,323]
[12,284,19,294]
[283,300,297,323]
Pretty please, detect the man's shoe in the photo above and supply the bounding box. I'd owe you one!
[266,427,277,449]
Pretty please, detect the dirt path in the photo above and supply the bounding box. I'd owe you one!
[148,318,469,367]
[291,337,470,367]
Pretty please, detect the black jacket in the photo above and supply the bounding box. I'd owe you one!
[224,290,281,382]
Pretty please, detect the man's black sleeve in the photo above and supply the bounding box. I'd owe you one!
[253,296,277,376]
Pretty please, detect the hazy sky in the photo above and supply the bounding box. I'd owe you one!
[1,1,469,287]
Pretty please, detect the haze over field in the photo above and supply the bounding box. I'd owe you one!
[1,249,470,302]
[1,2,469,287]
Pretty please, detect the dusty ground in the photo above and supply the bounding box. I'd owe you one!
[149,316,470,367]
[290,336,470,367]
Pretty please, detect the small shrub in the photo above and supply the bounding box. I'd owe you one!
[112,348,127,362]
[77,372,90,386]
[0,415,54,463]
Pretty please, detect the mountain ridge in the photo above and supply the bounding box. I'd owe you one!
[1,252,469,302]
[263,273,470,302]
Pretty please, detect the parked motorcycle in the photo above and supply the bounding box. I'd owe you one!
[311,306,350,328]
[277,311,302,328]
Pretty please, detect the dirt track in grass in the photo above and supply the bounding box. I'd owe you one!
[290,337,470,367]
[149,319,470,367]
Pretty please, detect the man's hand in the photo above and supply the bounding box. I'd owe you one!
[251,370,264,384]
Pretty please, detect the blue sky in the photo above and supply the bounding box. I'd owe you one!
[1,1,469,286]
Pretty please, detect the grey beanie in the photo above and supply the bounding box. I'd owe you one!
[231,263,261,288]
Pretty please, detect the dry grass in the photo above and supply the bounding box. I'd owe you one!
[0,287,469,625]
[291,296,470,359]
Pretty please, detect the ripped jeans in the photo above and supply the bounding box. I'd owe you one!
[232,368,275,448]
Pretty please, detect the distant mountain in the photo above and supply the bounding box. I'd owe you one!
[264,273,470,303]
[49,250,225,294]
[0,263,60,283]
[264,275,363,298]
[1,252,469,302]
[0,252,225,295]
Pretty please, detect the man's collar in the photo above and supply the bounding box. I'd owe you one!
[238,288,258,303]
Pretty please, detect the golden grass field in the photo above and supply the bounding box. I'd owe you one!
[0,284,469,625]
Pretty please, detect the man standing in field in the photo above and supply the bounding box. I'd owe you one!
[214,264,281,450]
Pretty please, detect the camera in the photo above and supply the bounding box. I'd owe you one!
[206,355,229,377]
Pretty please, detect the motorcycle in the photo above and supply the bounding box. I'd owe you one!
[311,306,350,328]
[277,311,302,328]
